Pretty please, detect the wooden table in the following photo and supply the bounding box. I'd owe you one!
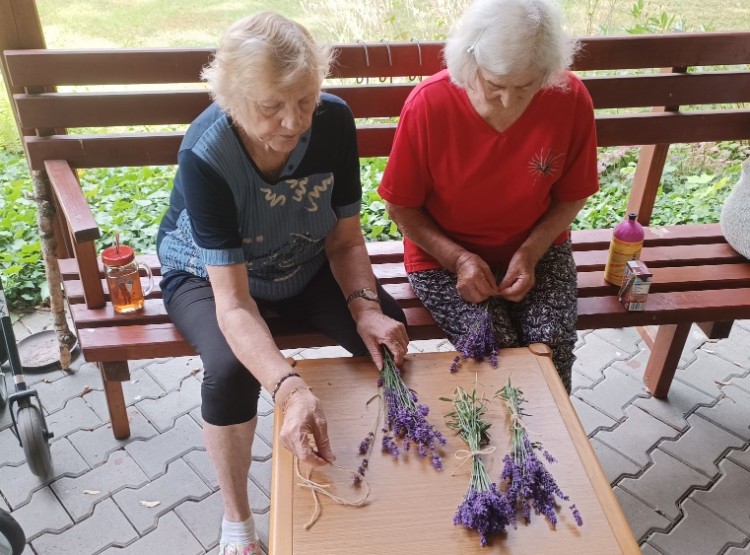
[270,345,639,554]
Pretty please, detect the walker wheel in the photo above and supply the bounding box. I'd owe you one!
[0,508,25,555]
[17,406,52,478]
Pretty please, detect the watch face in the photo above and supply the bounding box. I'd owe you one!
[361,288,379,301]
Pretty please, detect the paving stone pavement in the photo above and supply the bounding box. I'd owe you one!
[1,311,748,554]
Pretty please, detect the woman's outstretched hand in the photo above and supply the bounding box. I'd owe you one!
[279,386,336,467]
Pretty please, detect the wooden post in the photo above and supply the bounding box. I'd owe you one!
[0,0,47,139]
[626,66,687,226]
[1,0,77,369]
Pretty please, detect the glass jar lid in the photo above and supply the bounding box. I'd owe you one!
[101,245,135,266]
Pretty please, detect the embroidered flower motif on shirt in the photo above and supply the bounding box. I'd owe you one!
[528,148,563,187]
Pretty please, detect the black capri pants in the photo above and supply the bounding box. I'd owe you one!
[164,261,407,426]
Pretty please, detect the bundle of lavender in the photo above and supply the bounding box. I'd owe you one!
[444,386,513,546]
[497,380,583,528]
[354,347,446,483]
[450,301,498,373]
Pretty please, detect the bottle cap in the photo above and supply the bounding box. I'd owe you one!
[101,244,135,266]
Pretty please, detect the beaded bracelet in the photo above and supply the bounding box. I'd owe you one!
[271,371,301,403]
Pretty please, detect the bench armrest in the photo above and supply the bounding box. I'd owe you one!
[44,159,100,243]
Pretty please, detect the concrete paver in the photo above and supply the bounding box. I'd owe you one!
[100,511,205,554]
[575,367,649,420]
[68,406,158,467]
[2,312,749,554]
[696,385,750,440]
[31,498,138,555]
[112,458,211,534]
[10,486,73,541]
[658,414,746,478]
[51,451,150,522]
[649,499,747,555]
[593,405,680,467]
[618,448,711,521]
[691,459,750,534]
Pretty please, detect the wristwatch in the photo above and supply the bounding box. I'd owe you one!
[346,287,380,305]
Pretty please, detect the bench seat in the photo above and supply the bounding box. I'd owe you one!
[58,223,750,369]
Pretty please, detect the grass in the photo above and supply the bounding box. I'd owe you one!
[34,0,750,48]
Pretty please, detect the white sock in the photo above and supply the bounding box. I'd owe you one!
[221,515,257,545]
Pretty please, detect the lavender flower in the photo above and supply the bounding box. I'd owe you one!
[451,302,498,372]
[444,386,513,546]
[380,347,446,471]
[497,380,582,528]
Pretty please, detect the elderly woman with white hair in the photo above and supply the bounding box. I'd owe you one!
[157,12,408,554]
[379,0,598,391]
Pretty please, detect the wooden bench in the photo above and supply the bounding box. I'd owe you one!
[4,32,750,440]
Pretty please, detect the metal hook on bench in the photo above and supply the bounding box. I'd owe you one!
[356,40,371,85]
[408,38,423,82]
[379,40,393,83]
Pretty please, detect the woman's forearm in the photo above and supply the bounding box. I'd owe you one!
[518,198,587,263]
[386,202,468,272]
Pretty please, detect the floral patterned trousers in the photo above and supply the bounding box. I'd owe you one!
[408,241,578,392]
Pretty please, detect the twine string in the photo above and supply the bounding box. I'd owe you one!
[294,459,371,530]
[451,445,497,476]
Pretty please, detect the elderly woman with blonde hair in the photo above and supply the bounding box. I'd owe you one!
[157,12,408,554]
[379,0,599,391]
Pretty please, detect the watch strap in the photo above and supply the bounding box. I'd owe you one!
[346,287,379,304]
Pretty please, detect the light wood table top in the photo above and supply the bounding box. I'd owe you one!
[270,345,639,554]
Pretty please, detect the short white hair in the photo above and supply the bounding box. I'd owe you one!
[202,12,332,120]
[444,0,577,90]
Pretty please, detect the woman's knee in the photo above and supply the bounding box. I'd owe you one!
[200,348,261,426]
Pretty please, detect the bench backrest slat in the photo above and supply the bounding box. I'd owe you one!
[7,33,750,87]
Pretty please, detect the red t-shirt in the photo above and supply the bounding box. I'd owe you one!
[378,69,599,273]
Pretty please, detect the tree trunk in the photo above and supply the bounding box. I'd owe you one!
[32,170,76,370]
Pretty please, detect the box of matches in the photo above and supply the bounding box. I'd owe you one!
[618,260,652,311]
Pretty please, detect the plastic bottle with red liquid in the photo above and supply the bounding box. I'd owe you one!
[603,213,644,286]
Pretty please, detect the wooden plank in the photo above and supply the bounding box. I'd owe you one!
[572,32,750,71]
[571,223,725,251]
[77,323,195,362]
[4,48,215,87]
[25,133,183,170]
[573,243,746,272]
[15,90,212,129]
[583,72,750,110]
[45,160,100,242]
[6,33,750,88]
[576,288,750,329]
[577,264,750,298]
[596,110,750,147]
[24,126,398,169]
[18,73,750,131]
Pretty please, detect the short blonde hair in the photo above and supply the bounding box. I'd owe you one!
[444,0,577,90]
[202,12,332,120]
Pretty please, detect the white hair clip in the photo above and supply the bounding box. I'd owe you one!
[466,27,486,55]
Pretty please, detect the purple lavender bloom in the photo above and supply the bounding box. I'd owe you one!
[358,431,375,455]
[452,305,499,372]
[570,504,583,526]
[446,386,513,546]
[379,349,446,471]
[498,381,582,528]
[454,484,512,546]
